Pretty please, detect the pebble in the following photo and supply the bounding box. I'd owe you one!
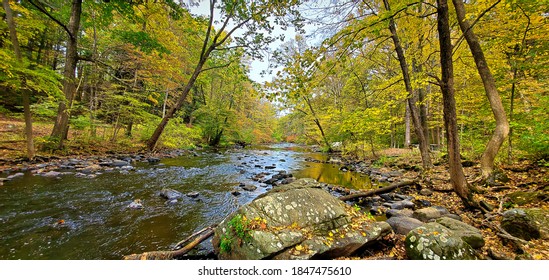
[128,199,143,209]
[186,192,200,198]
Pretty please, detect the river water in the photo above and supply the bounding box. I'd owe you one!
[0,144,372,259]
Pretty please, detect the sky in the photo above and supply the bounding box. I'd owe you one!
[187,1,313,84]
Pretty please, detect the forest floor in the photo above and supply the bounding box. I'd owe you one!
[350,148,549,260]
[0,114,145,161]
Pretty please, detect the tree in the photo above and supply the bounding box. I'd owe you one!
[436,0,476,208]
[3,0,34,159]
[146,0,302,151]
[452,0,509,179]
[28,0,83,148]
[382,0,432,169]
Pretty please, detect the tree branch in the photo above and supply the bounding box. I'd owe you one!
[199,59,237,73]
[28,0,74,41]
[452,0,502,55]
[199,0,216,62]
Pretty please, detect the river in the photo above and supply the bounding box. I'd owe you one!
[0,143,373,259]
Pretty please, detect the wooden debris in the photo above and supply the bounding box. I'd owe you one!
[123,226,215,260]
[339,181,418,201]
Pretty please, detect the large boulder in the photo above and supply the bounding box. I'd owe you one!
[212,178,391,260]
[436,217,484,249]
[501,208,549,241]
[406,222,477,260]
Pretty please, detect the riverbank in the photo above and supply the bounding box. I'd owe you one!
[325,150,549,260]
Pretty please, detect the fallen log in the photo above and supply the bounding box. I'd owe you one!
[172,224,217,250]
[124,226,215,260]
[339,180,418,201]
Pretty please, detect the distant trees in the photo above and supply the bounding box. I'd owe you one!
[1,0,288,152]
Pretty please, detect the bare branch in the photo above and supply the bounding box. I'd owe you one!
[199,59,237,73]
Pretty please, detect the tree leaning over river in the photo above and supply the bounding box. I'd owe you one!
[146,0,304,151]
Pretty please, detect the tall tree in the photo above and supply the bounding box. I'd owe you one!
[28,0,83,148]
[382,0,432,169]
[452,0,509,179]
[3,0,34,159]
[436,0,475,207]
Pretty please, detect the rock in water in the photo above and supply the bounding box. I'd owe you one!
[186,191,200,198]
[111,160,130,167]
[128,199,143,209]
[42,171,62,178]
[386,216,424,235]
[241,185,257,191]
[212,178,391,260]
[159,189,183,200]
[413,207,444,222]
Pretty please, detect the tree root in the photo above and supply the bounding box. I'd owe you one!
[482,217,527,254]
[124,225,216,260]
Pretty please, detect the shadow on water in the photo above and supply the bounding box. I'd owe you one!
[0,143,372,259]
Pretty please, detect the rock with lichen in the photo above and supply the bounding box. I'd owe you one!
[405,222,477,260]
[435,217,485,249]
[212,178,391,260]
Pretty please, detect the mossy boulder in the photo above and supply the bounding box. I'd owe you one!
[506,191,547,206]
[501,208,549,241]
[435,217,485,249]
[212,178,391,259]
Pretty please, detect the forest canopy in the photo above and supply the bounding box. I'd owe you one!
[1,0,547,167]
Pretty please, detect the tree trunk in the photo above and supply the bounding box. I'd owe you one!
[437,0,476,208]
[304,96,332,152]
[50,0,83,149]
[452,0,509,179]
[508,68,517,163]
[404,102,411,148]
[383,0,431,169]
[210,129,224,146]
[508,10,530,163]
[3,0,35,160]
[413,60,430,144]
[126,120,133,137]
